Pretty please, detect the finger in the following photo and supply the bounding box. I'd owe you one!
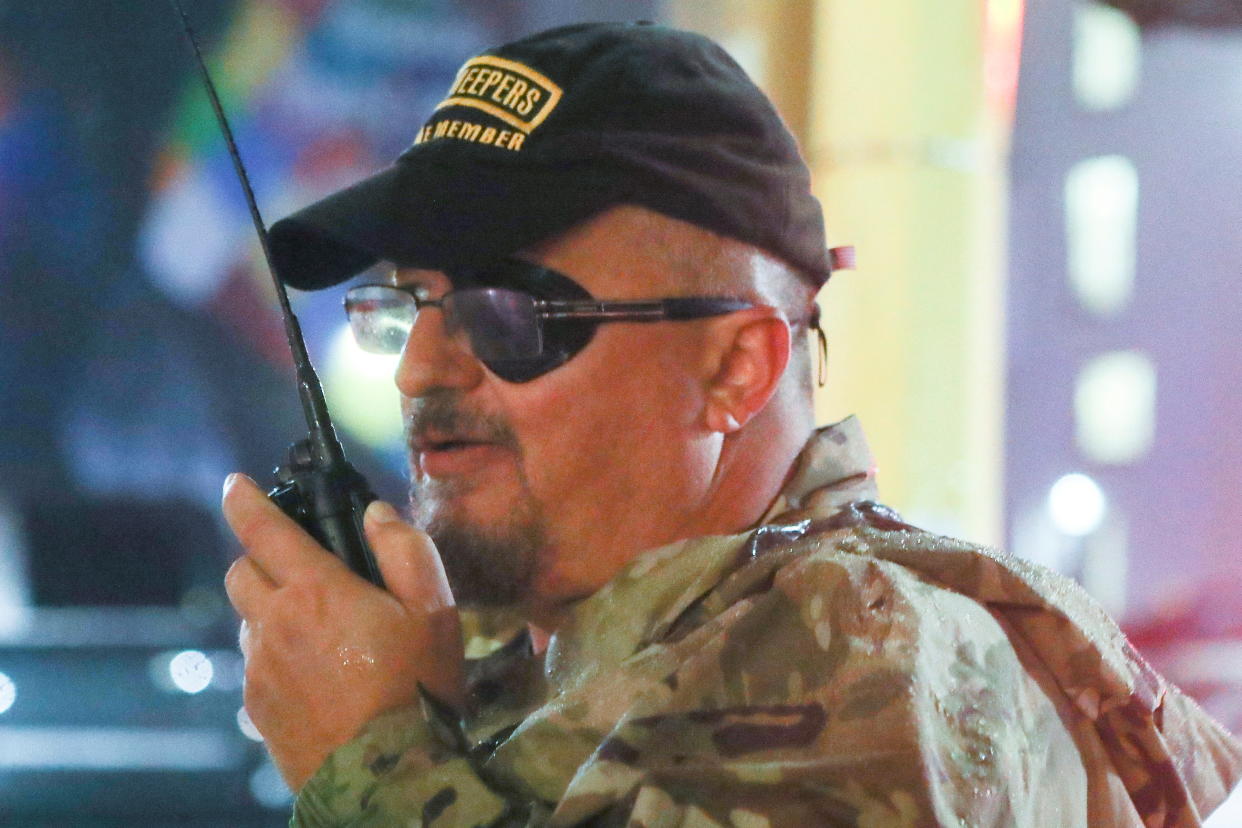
[363,500,455,614]
[221,473,347,586]
[225,555,275,619]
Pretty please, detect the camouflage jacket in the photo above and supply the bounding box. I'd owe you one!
[292,418,1242,826]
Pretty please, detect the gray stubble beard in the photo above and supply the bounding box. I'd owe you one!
[409,476,546,607]
[404,391,546,607]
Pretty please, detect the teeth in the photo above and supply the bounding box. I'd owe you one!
[420,436,485,451]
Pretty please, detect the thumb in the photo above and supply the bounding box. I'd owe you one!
[362,500,456,616]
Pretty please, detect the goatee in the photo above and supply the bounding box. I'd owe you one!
[404,390,545,606]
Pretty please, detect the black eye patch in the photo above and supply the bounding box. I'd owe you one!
[446,259,598,382]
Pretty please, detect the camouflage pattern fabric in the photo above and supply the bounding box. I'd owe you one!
[292,417,1242,826]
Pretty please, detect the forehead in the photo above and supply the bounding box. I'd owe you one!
[389,206,701,296]
[388,260,592,302]
[519,206,688,297]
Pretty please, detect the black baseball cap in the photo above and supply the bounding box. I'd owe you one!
[269,21,837,291]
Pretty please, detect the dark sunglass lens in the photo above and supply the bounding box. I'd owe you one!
[446,289,543,360]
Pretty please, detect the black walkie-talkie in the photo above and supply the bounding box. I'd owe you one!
[172,1,385,588]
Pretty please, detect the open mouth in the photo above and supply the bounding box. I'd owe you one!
[414,434,506,477]
[417,434,490,452]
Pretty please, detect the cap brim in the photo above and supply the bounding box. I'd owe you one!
[269,150,621,291]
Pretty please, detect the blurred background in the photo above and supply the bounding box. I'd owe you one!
[0,0,1238,822]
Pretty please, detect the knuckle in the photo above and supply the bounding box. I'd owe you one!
[376,521,432,561]
[279,576,321,605]
[236,512,283,555]
[228,496,299,556]
[275,577,333,621]
[224,557,247,593]
[242,641,275,696]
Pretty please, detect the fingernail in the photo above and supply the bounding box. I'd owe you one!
[222,473,255,499]
[365,500,402,525]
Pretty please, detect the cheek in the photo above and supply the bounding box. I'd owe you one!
[505,332,703,510]
[506,380,604,497]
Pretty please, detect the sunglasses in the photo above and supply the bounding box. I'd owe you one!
[343,259,755,382]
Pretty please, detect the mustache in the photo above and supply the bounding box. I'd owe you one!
[403,390,519,451]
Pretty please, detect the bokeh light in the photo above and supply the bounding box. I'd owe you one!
[0,671,15,715]
[236,706,264,743]
[1065,155,1138,317]
[168,650,214,695]
[249,760,294,809]
[1073,3,1141,111]
[1075,350,1157,465]
[1048,473,1107,537]
[322,321,404,448]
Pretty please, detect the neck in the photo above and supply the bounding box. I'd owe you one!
[696,390,815,535]
[521,391,815,640]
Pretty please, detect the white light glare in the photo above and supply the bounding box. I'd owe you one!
[0,672,15,714]
[322,321,403,448]
[1073,3,1141,111]
[1065,155,1138,316]
[236,707,264,742]
[1048,473,1107,537]
[1075,350,1156,464]
[169,650,214,694]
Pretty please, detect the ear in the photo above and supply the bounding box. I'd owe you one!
[703,311,792,434]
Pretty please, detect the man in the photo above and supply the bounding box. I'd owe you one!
[222,22,1242,826]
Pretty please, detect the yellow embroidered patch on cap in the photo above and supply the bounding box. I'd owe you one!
[435,55,562,133]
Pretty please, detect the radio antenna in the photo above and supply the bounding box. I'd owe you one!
[170,0,344,466]
[169,1,383,586]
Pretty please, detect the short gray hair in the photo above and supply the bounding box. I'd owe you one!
[618,206,821,396]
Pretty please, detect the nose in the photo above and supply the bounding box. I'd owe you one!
[394,305,485,398]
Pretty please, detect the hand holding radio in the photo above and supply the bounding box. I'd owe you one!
[172,2,467,789]
[222,474,464,791]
